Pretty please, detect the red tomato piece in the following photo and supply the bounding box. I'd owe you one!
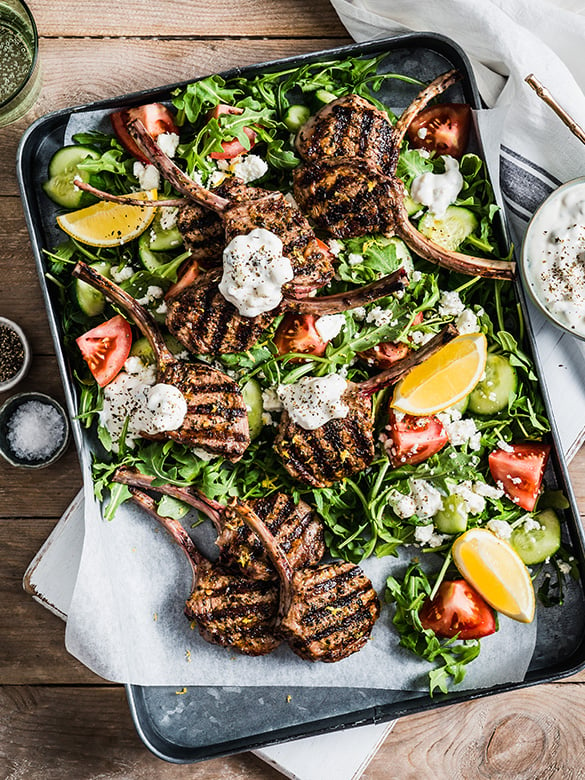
[358,312,424,369]
[208,104,257,160]
[165,258,200,300]
[76,315,133,387]
[407,103,472,159]
[274,313,328,361]
[385,409,448,467]
[419,580,496,640]
[488,442,551,511]
[110,103,179,164]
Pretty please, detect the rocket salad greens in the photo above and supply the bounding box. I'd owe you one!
[43,53,577,692]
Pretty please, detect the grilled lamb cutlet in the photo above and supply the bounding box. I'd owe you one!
[177,177,267,268]
[128,488,280,655]
[295,71,461,174]
[165,265,408,355]
[72,261,250,461]
[292,71,515,280]
[126,119,335,296]
[274,324,458,487]
[113,466,325,581]
[233,500,380,662]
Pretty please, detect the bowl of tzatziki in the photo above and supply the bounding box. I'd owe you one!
[521,177,585,339]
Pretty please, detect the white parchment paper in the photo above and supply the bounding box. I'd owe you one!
[63,100,538,689]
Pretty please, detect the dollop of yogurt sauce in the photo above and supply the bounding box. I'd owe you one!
[219,227,294,317]
[277,374,349,430]
[410,155,463,217]
[100,357,188,450]
[524,182,585,336]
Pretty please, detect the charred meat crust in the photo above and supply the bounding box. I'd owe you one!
[273,387,375,488]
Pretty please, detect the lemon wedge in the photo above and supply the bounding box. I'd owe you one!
[391,332,487,415]
[452,528,535,623]
[56,189,157,247]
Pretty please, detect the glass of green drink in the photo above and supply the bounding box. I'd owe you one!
[0,0,40,127]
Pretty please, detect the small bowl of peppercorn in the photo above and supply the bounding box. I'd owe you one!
[0,316,31,393]
[0,392,70,468]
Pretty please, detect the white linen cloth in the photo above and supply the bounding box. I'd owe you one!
[329,0,585,459]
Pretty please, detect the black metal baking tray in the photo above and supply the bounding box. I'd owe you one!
[17,31,585,765]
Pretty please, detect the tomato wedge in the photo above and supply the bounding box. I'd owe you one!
[386,409,448,467]
[419,580,496,640]
[111,103,179,164]
[76,315,133,387]
[274,313,328,361]
[165,258,200,300]
[407,103,472,159]
[488,442,551,511]
[208,104,257,160]
[359,312,424,369]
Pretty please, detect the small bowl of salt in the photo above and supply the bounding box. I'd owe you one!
[0,392,70,468]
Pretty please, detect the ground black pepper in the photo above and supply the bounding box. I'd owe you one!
[0,323,25,383]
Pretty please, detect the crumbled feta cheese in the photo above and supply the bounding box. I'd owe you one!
[441,415,481,451]
[558,561,572,575]
[522,516,543,532]
[410,479,443,518]
[231,154,268,183]
[111,265,135,282]
[496,439,514,452]
[133,161,160,191]
[159,206,179,231]
[366,306,396,327]
[410,329,434,345]
[417,127,428,139]
[387,489,417,519]
[452,481,485,515]
[410,270,423,283]
[157,132,180,158]
[155,300,168,315]
[136,285,164,306]
[456,308,480,335]
[315,313,345,342]
[414,523,445,547]
[261,411,273,426]
[473,481,504,500]
[352,306,367,321]
[348,252,364,266]
[328,239,345,256]
[438,290,465,317]
[262,388,283,412]
[487,518,513,540]
[124,355,147,374]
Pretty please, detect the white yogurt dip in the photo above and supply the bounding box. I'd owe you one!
[277,374,349,430]
[219,227,294,317]
[410,155,463,217]
[522,179,585,337]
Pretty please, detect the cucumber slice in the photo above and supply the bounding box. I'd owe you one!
[130,334,184,362]
[468,354,517,415]
[418,205,478,251]
[149,220,183,252]
[510,509,561,565]
[386,237,413,273]
[450,394,469,415]
[434,494,468,534]
[404,193,423,216]
[315,88,338,104]
[74,261,111,316]
[42,145,100,209]
[284,104,311,132]
[242,378,263,440]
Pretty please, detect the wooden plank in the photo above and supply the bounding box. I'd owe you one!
[371,683,585,779]
[0,519,97,684]
[27,0,347,38]
[0,685,283,778]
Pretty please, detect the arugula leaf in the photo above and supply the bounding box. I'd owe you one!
[385,562,482,694]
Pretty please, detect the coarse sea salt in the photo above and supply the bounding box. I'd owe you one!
[6,400,66,460]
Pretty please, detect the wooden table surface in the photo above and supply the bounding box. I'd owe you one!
[3,1,585,777]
